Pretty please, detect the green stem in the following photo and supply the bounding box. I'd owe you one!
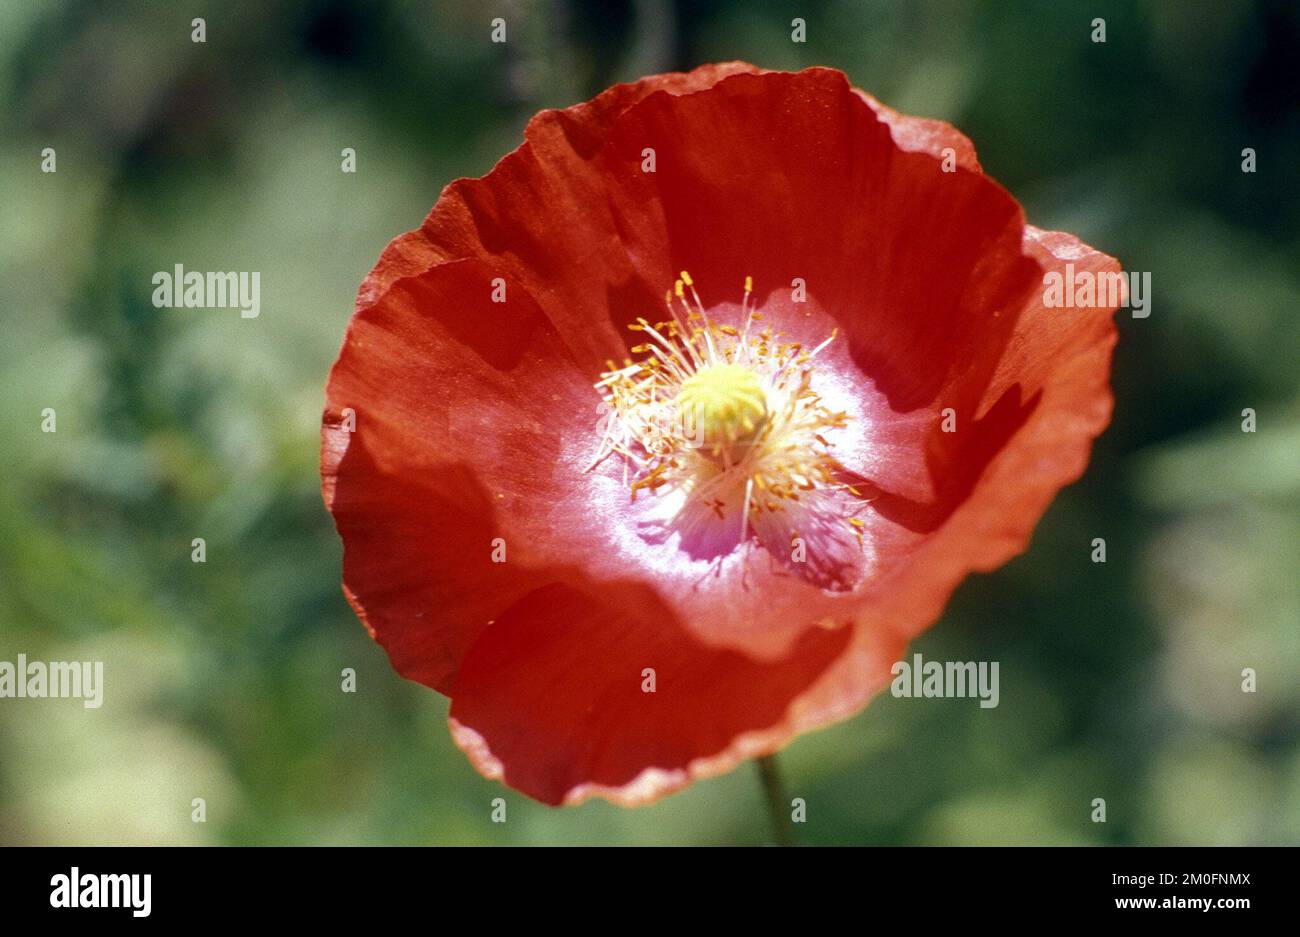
[755,754,795,846]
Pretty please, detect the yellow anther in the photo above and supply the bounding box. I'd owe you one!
[744,275,753,293]
[680,270,693,286]
[674,279,685,298]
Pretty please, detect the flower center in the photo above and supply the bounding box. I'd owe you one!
[588,271,867,588]
[676,362,767,451]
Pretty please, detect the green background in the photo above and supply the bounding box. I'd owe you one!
[1,0,1297,845]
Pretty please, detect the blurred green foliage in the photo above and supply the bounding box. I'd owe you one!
[1,0,1297,845]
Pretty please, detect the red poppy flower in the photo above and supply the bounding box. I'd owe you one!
[321,63,1120,806]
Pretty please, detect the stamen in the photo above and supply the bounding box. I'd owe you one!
[591,274,865,579]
